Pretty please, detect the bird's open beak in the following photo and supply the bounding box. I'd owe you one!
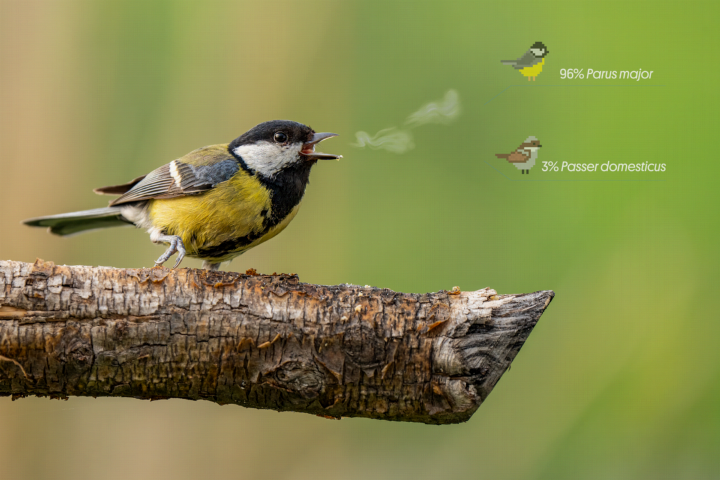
[301,132,342,160]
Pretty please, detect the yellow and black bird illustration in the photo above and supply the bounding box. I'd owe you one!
[495,136,542,174]
[501,42,549,81]
[24,120,341,270]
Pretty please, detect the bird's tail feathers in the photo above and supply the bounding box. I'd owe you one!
[23,207,131,236]
[495,154,509,159]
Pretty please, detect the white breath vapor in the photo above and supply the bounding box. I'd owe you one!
[354,89,460,154]
[405,89,460,127]
[352,128,415,154]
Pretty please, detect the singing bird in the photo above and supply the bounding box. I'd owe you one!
[24,120,341,270]
[495,136,542,174]
[501,42,549,81]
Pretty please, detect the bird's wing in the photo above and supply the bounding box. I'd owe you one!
[103,145,241,206]
[505,150,530,163]
[502,50,539,70]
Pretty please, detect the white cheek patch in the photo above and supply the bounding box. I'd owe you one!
[233,141,301,177]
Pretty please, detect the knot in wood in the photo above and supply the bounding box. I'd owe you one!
[270,360,325,398]
[342,324,386,369]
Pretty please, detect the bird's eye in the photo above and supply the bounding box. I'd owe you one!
[274,132,288,143]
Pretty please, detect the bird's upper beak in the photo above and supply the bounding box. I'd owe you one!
[301,132,342,160]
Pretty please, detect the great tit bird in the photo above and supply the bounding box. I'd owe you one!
[24,120,341,271]
[495,136,542,174]
[501,42,549,81]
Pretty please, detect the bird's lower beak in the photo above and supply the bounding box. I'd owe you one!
[301,132,342,160]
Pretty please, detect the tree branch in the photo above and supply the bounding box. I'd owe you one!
[0,259,553,424]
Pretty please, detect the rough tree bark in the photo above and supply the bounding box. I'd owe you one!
[0,259,553,424]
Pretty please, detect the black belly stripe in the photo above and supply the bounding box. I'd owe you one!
[262,161,312,227]
[197,230,266,258]
[196,160,313,260]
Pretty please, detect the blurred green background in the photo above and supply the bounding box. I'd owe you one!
[1,0,718,479]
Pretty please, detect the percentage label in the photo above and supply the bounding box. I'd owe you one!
[542,161,559,172]
[560,68,585,79]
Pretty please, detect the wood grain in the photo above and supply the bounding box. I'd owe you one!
[0,259,553,424]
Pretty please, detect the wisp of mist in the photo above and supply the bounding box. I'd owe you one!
[353,90,460,154]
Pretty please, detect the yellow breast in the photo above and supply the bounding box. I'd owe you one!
[147,171,295,262]
[520,58,545,77]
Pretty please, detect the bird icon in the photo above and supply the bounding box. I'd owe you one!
[501,42,549,81]
[24,120,341,270]
[495,137,542,174]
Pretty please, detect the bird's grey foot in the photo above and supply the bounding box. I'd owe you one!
[202,261,222,271]
[150,232,186,268]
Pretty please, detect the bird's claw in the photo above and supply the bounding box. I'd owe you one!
[154,236,186,269]
[172,251,185,269]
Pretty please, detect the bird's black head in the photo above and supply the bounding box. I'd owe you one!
[229,120,340,178]
[530,42,548,57]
